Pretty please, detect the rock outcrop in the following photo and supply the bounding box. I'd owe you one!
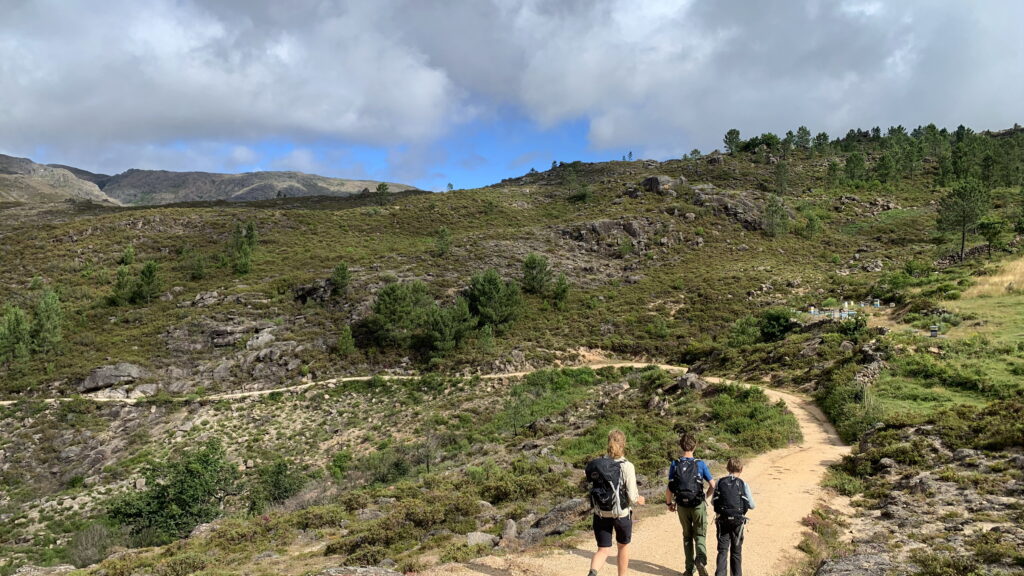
[78,363,148,393]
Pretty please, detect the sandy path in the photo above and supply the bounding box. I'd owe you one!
[0,360,848,574]
[425,377,849,576]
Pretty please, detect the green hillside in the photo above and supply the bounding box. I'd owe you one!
[1,123,1023,575]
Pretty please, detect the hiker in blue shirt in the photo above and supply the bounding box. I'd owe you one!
[665,433,715,576]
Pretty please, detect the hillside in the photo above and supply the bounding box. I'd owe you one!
[96,169,421,205]
[0,154,118,205]
[1,124,1023,575]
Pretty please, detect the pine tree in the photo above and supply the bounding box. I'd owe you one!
[132,261,161,304]
[331,262,350,296]
[762,194,790,238]
[466,269,523,330]
[551,273,570,310]
[723,129,742,154]
[938,180,991,261]
[522,253,552,295]
[31,289,63,353]
[0,305,31,362]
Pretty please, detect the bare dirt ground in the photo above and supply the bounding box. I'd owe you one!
[423,377,850,576]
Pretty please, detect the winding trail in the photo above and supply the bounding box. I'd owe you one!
[422,370,850,576]
[1,361,849,574]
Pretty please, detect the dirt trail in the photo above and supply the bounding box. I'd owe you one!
[0,360,848,574]
[424,375,849,576]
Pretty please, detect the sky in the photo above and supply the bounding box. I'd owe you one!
[1,0,1023,191]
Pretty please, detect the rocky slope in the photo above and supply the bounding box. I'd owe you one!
[0,154,118,204]
[97,168,419,205]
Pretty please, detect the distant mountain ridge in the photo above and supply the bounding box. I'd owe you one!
[0,154,118,204]
[0,153,418,206]
[95,168,418,205]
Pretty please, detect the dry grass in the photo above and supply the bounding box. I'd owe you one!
[963,256,1024,298]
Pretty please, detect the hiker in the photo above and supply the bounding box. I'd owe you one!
[711,458,755,576]
[666,433,715,576]
[585,429,645,576]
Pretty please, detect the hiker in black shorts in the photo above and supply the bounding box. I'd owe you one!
[586,429,645,576]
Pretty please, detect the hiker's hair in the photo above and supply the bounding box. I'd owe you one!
[727,458,744,473]
[679,433,697,452]
[607,429,626,459]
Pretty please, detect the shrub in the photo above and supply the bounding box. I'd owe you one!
[329,450,353,481]
[821,467,863,496]
[68,522,118,568]
[247,459,306,514]
[154,552,207,576]
[120,245,135,265]
[756,307,796,342]
[522,253,552,295]
[726,315,761,347]
[109,439,239,542]
[187,252,206,280]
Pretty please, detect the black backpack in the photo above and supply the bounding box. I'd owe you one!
[712,475,748,520]
[585,457,626,516]
[670,458,705,507]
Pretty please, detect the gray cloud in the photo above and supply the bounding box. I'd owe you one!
[1,0,1022,173]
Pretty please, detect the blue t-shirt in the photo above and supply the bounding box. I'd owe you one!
[667,457,713,484]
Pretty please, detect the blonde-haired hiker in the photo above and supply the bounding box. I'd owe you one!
[584,429,645,576]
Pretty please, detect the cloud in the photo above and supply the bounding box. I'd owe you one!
[1,0,1022,175]
[269,148,323,174]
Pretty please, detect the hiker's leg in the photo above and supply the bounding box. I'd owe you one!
[614,514,633,576]
[591,547,612,572]
[616,542,629,576]
[693,502,709,568]
[677,507,695,575]
[591,515,614,573]
[714,518,729,576]
[730,524,744,576]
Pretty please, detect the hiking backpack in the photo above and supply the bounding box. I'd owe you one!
[712,475,748,521]
[585,457,626,517]
[669,458,705,508]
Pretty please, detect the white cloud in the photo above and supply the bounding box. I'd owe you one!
[1,0,1022,173]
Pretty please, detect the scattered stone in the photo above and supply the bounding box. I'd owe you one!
[466,531,499,547]
[135,478,146,491]
[314,568,404,576]
[356,508,384,521]
[501,518,518,542]
[12,565,76,575]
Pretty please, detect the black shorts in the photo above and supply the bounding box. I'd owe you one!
[593,512,633,547]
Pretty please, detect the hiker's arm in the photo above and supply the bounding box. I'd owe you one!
[665,488,676,510]
[705,478,716,499]
[744,483,756,509]
[625,463,643,506]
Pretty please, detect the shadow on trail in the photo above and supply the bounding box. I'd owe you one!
[567,548,679,576]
